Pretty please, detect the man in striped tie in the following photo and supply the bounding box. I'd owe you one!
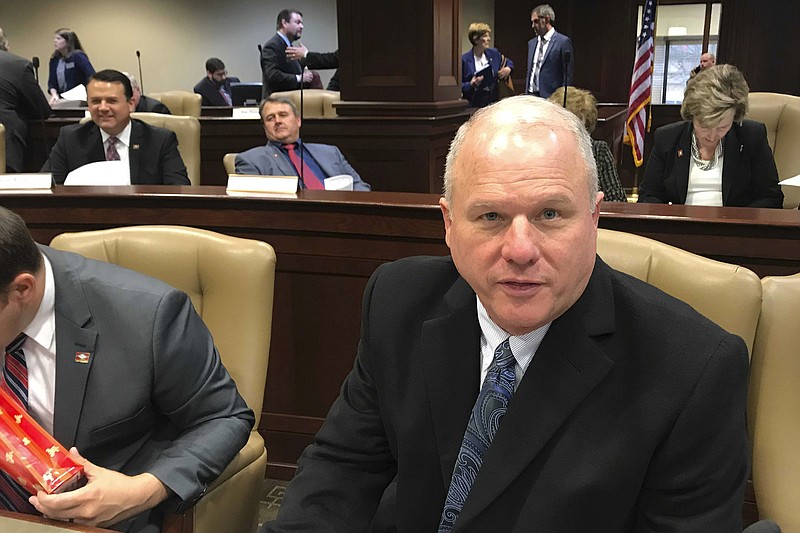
[0,207,253,531]
[264,96,749,532]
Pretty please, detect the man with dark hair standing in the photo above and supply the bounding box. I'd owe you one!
[260,9,314,97]
[0,206,253,530]
[0,27,52,172]
[193,58,233,106]
[525,4,574,98]
[44,69,189,185]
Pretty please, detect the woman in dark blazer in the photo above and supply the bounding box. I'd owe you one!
[638,64,783,208]
[461,23,513,109]
[47,28,95,105]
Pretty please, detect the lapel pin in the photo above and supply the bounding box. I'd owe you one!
[740,145,744,152]
[74,352,91,364]
[677,149,683,157]
[132,144,140,150]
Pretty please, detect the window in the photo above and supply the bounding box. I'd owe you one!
[639,3,722,103]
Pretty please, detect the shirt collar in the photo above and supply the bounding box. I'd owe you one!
[277,31,292,47]
[100,120,132,147]
[271,138,304,150]
[476,297,550,373]
[542,27,556,42]
[24,254,56,352]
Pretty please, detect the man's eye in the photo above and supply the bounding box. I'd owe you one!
[541,209,558,220]
[481,212,500,221]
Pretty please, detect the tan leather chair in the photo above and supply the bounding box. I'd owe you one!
[596,228,762,354]
[748,273,800,532]
[150,90,202,118]
[131,112,201,186]
[0,123,5,173]
[269,89,340,118]
[747,92,800,208]
[223,153,238,175]
[49,226,276,533]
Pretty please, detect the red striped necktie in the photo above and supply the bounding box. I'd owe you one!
[283,143,325,190]
[0,333,37,513]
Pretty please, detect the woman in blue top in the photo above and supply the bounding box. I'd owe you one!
[461,23,513,108]
[47,28,95,105]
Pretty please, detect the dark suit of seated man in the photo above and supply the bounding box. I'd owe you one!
[235,96,371,191]
[262,96,748,532]
[0,206,254,531]
[193,57,233,107]
[44,69,189,185]
[125,72,170,115]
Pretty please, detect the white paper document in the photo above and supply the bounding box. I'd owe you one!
[324,174,354,191]
[780,174,800,187]
[64,161,130,186]
[60,84,87,101]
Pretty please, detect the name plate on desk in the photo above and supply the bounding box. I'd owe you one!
[227,174,298,195]
[0,173,52,191]
[232,107,261,119]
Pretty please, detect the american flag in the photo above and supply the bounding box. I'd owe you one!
[626,0,656,167]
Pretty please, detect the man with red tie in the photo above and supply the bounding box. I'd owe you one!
[235,96,371,191]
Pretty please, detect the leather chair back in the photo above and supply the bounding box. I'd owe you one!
[131,112,201,185]
[269,89,340,118]
[49,226,275,533]
[0,123,5,173]
[223,153,237,175]
[747,92,800,208]
[597,228,762,354]
[748,272,800,532]
[150,90,202,118]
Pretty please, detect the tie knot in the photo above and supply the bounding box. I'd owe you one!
[283,143,297,152]
[108,136,118,145]
[5,333,26,354]
[493,338,515,369]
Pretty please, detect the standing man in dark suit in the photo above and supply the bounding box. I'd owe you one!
[235,96,370,190]
[192,58,233,107]
[525,4,573,98]
[0,207,253,530]
[260,9,314,98]
[45,69,189,185]
[0,28,52,173]
[263,96,749,532]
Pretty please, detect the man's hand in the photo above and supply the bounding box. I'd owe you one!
[498,66,512,80]
[286,43,309,61]
[29,447,169,528]
[301,69,314,84]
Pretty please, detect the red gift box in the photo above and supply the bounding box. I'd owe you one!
[0,387,83,494]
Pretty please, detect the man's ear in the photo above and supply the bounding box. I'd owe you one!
[9,273,37,304]
[439,197,453,248]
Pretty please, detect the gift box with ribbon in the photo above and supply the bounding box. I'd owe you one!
[0,387,83,494]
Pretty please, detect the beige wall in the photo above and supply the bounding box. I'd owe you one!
[2,0,339,94]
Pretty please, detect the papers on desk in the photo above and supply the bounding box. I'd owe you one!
[0,173,53,192]
[780,174,800,187]
[61,84,87,101]
[232,107,261,119]
[226,174,298,195]
[63,161,130,186]
[325,174,354,191]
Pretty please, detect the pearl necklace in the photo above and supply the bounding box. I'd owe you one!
[690,132,723,171]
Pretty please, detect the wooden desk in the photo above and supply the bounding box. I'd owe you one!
[3,188,800,481]
[0,510,113,532]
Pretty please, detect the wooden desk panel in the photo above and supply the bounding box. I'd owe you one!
[3,188,800,482]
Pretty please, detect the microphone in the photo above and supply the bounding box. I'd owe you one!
[135,50,144,94]
[31,56,40,83]
[561,49,571,108]
[742,520,781,533]
[258,44,263,54]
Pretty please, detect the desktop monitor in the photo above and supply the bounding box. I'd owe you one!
[231,82,263,107]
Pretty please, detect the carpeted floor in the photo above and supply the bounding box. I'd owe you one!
[258,478,286,527]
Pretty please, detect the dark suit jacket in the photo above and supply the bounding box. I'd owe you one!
[136,95,171,114]
[235,141,371,191]
[638,120,784,208]
[192,77,233,107]
[261,33,302,98]
[525,30,573,98]
[0,50,52,172]
[266,256,749,532]
[461,47,513,108]
[40,245,254,531]
[46,119,189,185]
[47,51,95,94]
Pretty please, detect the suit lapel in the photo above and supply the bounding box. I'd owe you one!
[128,120,142,184]
[267,144,298,176]
[720,125,743,205]
[455,259,616,529]
[421,277,481,487]
[40,247,99,447]
[676,125,692,204]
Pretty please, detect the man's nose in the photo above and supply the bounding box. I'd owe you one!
[501,218,542,265]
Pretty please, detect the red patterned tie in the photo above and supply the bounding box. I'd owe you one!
[106,136,120,161]
[283,143,324,190]
[0,334,37,513]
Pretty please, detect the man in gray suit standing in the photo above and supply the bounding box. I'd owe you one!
[235,96,371,191]
[0,207,253,531]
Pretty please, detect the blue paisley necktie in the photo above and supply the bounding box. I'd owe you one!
[438,338,515,531]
